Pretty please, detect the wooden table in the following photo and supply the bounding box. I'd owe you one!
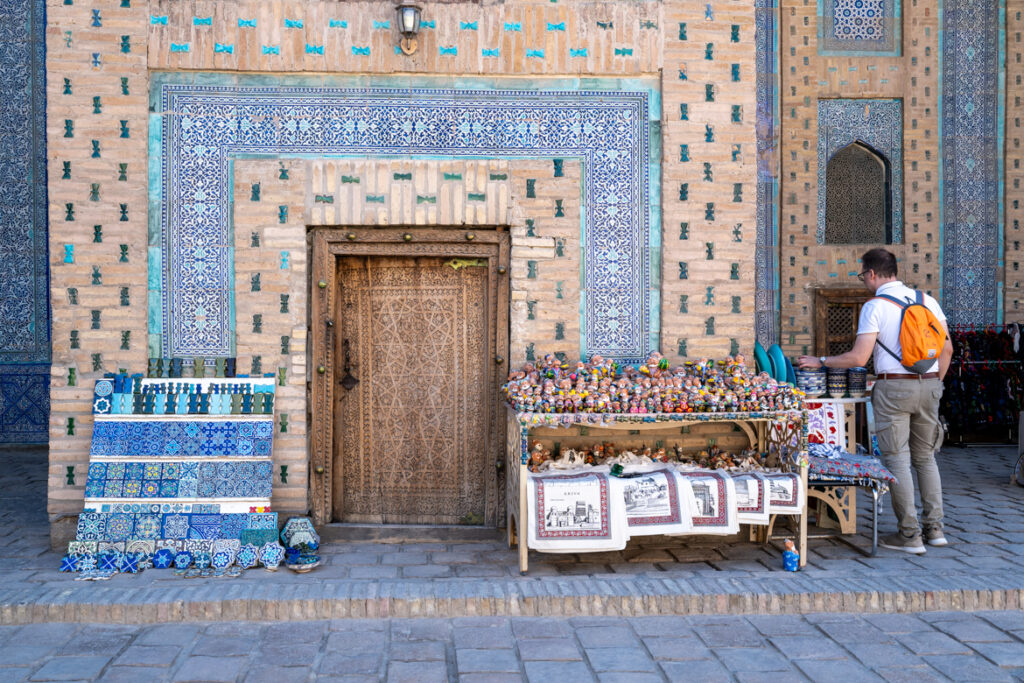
[505,408,809,574]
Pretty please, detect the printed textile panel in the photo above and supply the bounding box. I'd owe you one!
[624,469,681,527]
[685,471,730,527]
[941,0,1001,325]
[0,0,49,365]
[84,460,273,500]
[0,365,49,444]
[819,0,899,54]
[153,75,655,362]
[817,99,903,244]
[805,401,844,445]
[534,472,611,539]
[89,419,274,457]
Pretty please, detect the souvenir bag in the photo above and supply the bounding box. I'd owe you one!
[873,291,947,374]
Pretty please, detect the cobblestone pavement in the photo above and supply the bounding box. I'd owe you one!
[3,611,1024,682]
[4,445,1024,621]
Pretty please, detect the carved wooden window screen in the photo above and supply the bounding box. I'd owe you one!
[824,141,893,245]
[814,289,874,373]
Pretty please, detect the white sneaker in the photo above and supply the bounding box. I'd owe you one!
[925,528,948,547]
[880,532,927,554]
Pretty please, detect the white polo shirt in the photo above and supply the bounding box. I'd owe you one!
[857,280,947,375]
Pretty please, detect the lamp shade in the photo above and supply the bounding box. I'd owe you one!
[396,3,421,37]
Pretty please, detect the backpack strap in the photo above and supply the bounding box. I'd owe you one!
[869,294,908,363]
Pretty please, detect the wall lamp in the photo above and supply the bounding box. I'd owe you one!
[396,1,422,55]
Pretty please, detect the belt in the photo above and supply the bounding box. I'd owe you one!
[876,373,939,380]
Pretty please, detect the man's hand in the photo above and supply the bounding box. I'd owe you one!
[796,356,823,369]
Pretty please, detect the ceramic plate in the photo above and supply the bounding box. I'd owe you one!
[785,356,797,385]
[754,342,771,375]
[768,344,787,382]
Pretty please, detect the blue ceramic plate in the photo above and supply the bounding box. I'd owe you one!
[768,344,787,382]
[754,342,771,375]
[785,355,797,385]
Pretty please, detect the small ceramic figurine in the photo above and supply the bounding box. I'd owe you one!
[783,539,800,572]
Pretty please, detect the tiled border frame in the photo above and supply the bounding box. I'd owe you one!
[149,74,660,363]
[940,0,1005,324]
[0,0,50,444]
[816,99,904,246]
[755,0,780,345]
[817,0,902,56]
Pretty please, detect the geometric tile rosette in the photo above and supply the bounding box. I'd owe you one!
[818,0,899,54]
[816,99,903,245]
[154,77,655,362]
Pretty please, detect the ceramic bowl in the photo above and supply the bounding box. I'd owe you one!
[826,368,848,397]
[848,367,868,396]
[795,368,827,397]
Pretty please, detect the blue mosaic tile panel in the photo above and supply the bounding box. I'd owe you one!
[755,0,779,345]
[0,0,50,445]
[0,0,49,367]
[84,460,273,499]
[816,99,903,244]
[76,511,276,542]
[153,76,656,362]
[0,364,49,444]
[941,0,1002,325]
[818,0,899,54]
[89,419,274,457]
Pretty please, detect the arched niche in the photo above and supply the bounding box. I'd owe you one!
[824,141,893,245]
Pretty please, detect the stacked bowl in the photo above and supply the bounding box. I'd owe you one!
[795,367,827,397]
[848,367,868,397]
[826,368,848,398]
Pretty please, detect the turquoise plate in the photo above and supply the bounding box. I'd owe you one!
[754,342,771,375]
[785,355,797,385]
[768,344,787,383]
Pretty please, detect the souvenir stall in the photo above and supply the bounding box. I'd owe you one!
[942,324,1024,443]
[502,353,809,574]
[60,365,322,579]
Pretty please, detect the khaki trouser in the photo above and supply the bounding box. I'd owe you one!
[872,377,945,537]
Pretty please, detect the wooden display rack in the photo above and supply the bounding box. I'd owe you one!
[505,407,809,574]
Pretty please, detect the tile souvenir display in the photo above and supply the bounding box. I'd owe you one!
[63,374,279,577]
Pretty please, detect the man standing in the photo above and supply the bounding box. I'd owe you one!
[798,248,953,554]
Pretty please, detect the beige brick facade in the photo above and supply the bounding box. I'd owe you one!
[777,0,941,357]
[45,0,1001,528]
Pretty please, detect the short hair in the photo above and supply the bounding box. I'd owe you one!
[861,248,898,278]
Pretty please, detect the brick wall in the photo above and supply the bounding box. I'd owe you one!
[777,0,941,356]
[46,0,884,526]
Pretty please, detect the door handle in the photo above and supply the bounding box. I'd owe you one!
[340,339,360,390]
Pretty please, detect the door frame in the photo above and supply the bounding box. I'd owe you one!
[308,228,511,526]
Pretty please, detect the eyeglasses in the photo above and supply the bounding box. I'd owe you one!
[857,270,870,282]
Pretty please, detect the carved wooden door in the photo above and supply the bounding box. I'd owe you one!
[333,256,491,524]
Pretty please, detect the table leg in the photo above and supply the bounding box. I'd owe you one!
[519,463,529,574]
[799,464,808,567]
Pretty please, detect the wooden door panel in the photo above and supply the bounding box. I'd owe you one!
[333,256,490,524]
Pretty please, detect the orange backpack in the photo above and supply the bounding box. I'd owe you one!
[873,291,947,373]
